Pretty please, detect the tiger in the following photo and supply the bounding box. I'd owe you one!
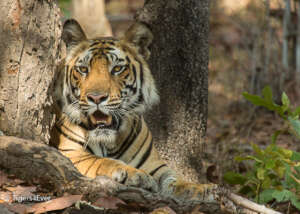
[50,19,217,201]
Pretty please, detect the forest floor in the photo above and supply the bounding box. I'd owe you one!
[207,0,300,180]
[206,87,300,178]
[205,2,300,212]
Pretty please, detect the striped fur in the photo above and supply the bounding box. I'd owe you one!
[51,19,216,197]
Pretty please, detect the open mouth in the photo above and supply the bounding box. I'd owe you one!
[88,110,118,130]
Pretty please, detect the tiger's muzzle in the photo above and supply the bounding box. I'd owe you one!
[82,92,121,131]
[87,110,119,131]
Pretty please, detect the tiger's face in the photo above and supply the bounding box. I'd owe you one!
[61,19,159,146]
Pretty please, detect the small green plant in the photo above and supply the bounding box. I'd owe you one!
[224,86,300,209]
[243,86,300,141]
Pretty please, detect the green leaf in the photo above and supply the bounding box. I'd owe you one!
[243,92,267,107]
[235,155,263,163]
[284,164,300,189]
[274,166,286,178]
[293,106,300,117]
[291,196,300,210]
[272,189,294,202]
[288,117,300,139]
[243,91,280,113]
[265,159,276,169]
[257,168,265,180]
[281,92,290,112]
[252,143,264,157]
[259,189,276,203]
[223,172,247,185]
[271,131,282,144]
[262,86,273,103]
[278,148,293,159]
[261,176,272,189]
[292,151,300,161]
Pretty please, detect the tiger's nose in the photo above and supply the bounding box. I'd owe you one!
[87,93,108,104]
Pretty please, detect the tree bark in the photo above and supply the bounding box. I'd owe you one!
[136,0,209,182]
[0,0,61,143]
[71,0,112,38]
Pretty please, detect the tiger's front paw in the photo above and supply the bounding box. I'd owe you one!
[170,180,219,201]
[111,165,158,192]
[96,159,158,192]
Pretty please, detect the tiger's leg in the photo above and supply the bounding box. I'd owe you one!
[168,179,218,201]
[62,149,158,192]
[152,166,218,202]
[135,145,218,200]
[51,124,158,191]
[167,180,250,213]
[145,155,219,203]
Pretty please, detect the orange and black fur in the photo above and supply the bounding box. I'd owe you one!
[51,19,216,198]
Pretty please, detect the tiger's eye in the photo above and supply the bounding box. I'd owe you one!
[78,66,88,74]
[112,65,124,75]
[114,66,121,72]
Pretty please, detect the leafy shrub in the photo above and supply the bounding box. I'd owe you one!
[224,86,300,209]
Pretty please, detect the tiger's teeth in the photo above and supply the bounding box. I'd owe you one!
[103,115,112,125]
[90,111,112,126]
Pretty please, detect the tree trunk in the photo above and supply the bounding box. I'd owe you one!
[137,0,209,182]
[71,0,112,38]
[0,0,61,143]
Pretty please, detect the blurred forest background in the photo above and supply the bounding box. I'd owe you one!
[58,0,300,184]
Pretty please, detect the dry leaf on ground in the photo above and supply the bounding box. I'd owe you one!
[5,185,36,200]
[0,191,13,203]
[26,195,82,214]
[93,196,126,209]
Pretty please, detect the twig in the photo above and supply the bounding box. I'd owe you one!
[228,193,282,214]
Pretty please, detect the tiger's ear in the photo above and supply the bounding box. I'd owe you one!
[123,22,153,60]
[62,19,87,51]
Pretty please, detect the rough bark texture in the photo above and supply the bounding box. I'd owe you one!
[71,0,112,38]
[136,0,209,182]
[0,0,61,143]
[0,136,282,214]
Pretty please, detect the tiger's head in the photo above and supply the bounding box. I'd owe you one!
[60,19,159,146]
